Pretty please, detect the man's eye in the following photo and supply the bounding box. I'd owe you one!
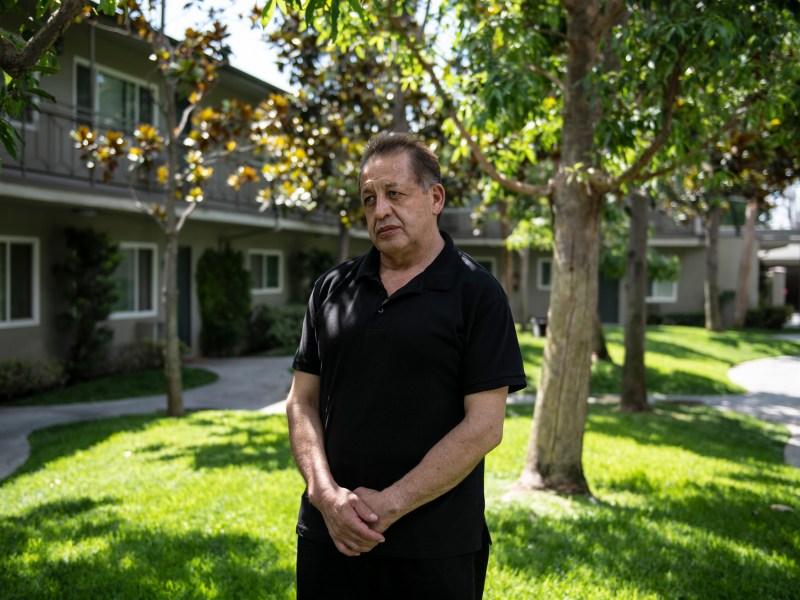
[363,196,375,205]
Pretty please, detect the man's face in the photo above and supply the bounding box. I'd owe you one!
[360,151,444,261]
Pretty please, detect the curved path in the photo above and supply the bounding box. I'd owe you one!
[1,348,799,482]
[0,356,294,482]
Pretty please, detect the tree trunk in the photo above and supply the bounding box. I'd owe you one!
[337,221,350,264]
[518,4,602,495]
[704,204,723,332]
[732,197,757,328]
[621,189,650,412]
[163,78,184,417]
[517,246,530,324]
[498,200,514,299]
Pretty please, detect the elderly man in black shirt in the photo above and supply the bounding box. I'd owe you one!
[286,131,527,599]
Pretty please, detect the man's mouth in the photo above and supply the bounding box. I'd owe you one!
[377,225,400,235]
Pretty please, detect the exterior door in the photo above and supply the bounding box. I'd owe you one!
[598,272,620,324]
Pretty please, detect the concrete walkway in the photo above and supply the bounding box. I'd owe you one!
[0,356,294,482]
[1,338,799,482]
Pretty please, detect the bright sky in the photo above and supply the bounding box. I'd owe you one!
[162,0,294,92]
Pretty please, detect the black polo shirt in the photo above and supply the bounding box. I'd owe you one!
[292,231,527,558]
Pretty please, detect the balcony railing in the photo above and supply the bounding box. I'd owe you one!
[0,100,299,215]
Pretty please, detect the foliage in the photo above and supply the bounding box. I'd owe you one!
[0,358,65,403]
[197,246,252,357]
[1,405,798,597]
[288,247,335,300]
[0,0,121,163]
[6,367,217,406]
[52,227,122,381]
[745,306,794,330]
[646,311,705,327]
[104,339,166,374]
[266,303,307,353]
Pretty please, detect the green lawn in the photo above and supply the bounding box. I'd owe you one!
[6,368,219,406]
[1,405,798,599]
[516,325,800,395]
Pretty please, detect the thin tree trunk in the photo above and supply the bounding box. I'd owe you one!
[704,204,723,332]
[163,78,184,417]
[498,200,514,299]
[337,221,350,264]
[621,189,650,412]
[517,247,530,324]
[517,4,602,495]
[732,197,757,328]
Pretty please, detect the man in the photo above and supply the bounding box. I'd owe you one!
[286,132,526,599]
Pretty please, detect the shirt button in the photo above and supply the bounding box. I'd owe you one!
[377,308,384,313]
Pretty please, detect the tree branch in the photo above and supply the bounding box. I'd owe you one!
[607,50,684,191]
[385,8,551,199]
[529,64,566,92]
[0,0,87,79]
[176,200,198,232]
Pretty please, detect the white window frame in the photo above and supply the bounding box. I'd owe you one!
[646,279,678,303]
[110,242,158,320]
[0,236,40,329]
[249,250,283,294]
[537,257,553,291]
[73,58,159,129]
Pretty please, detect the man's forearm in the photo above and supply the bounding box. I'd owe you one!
[356,387,507,533]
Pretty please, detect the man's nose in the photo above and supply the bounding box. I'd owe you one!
[374,193,392,218]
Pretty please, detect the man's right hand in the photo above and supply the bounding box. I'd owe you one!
[312,486,385,556]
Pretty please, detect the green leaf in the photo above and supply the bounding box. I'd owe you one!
[260,0,277,28]
[98,0,117,15]
[0,119,20,159]
[330,0,340,42]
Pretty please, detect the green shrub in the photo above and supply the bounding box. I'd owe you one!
[197,246,252,356]
[105,340,166,374]
[246,304,277,354]
[53,228,122,381]
[268,303,307,353]
[744,305,792,329]
[0,358,65,403]
[647,312,705,327]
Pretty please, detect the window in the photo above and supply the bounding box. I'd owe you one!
[112,244,157,317]
[0,237,39,327]
[76,62,156,132]
[250,250,282,293]
[537,257,552,290]
[646,279,678,303]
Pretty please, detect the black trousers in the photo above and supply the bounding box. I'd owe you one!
[296,536,490,600]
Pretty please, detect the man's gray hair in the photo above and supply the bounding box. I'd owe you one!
[358,132,441,193]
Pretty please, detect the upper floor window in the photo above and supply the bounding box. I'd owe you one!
[0,237,39,328]
[76,62,156,132]
[249,250,282,293]
[111,243,157,318]
[646,279,678,303]
[537,257,552,290]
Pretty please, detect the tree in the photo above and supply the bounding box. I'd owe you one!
[71,2,298,416]
[263,0,800,494]
[0,0,120,162]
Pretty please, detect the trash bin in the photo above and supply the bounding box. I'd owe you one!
[530,317,547,337]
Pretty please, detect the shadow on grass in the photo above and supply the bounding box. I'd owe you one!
[589,361,740,395]
[488,488,800,599]
[149,413,295,472]
[586,403,788,466]
[0,495,294,600]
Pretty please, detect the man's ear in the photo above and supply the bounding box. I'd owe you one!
[431,182,446,215]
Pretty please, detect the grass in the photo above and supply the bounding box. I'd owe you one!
[6,368,219,406]
[516,325,800,396]
[1,405,798,599]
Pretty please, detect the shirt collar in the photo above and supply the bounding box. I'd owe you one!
[356,230,458,291]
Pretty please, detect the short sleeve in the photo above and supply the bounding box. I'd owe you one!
[462,294,527,396]
[292,289,321,375]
